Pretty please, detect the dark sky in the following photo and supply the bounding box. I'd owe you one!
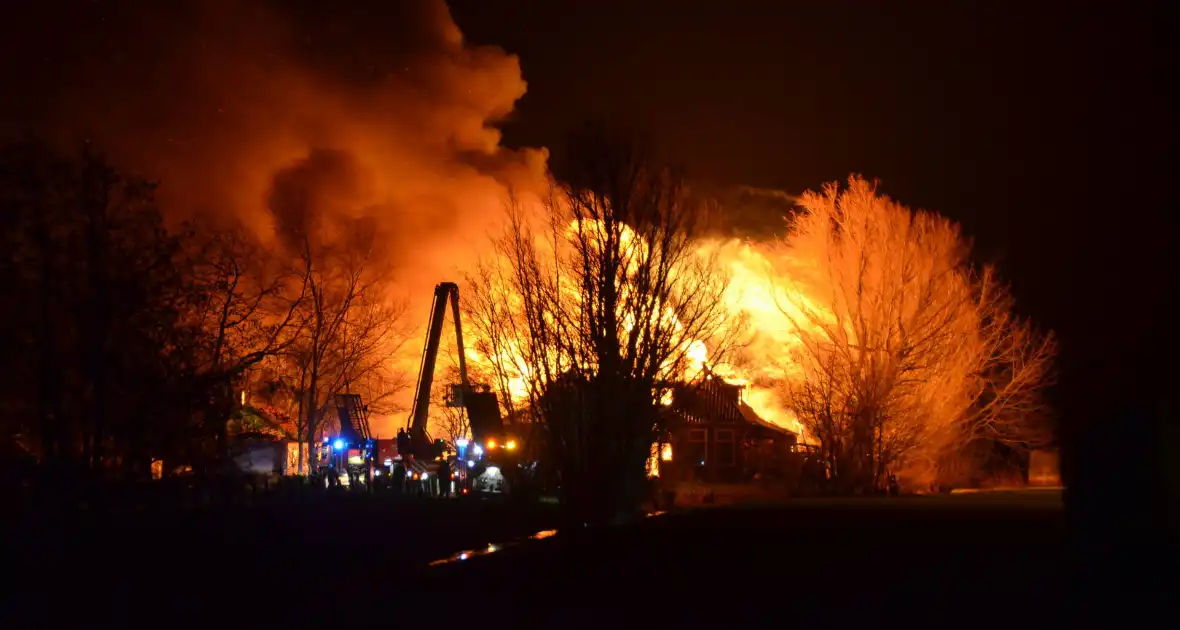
[1,0,1172,424]
[446,0,1173,419]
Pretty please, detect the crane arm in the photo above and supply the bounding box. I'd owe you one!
[407,282,456,443]
[406,281,501,457]
[449,285,470,390]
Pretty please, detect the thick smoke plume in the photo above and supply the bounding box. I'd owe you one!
[2,0,548,431]
[1,0,547,294]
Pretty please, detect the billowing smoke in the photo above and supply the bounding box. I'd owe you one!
[1,0,549,432]
[1,0,547,282]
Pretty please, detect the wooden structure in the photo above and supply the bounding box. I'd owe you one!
[662,376,803,484]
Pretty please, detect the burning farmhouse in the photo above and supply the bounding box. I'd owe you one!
[657,371,818,495]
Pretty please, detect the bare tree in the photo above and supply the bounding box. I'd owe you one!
[776,176,1055,492]
[468,125,740,521]
[184,221,307,467]
[0,141,287,478]
[283,229,408,473]
[922,266,1057,486]
[464,260,532,423]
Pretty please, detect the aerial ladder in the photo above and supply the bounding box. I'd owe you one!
[405,282,507,472]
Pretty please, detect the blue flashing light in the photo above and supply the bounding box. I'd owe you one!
[334,439,345,450]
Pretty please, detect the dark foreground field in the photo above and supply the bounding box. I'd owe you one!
[3,492,561,624]
[439,491,1078,624]
[2,490,1162,626]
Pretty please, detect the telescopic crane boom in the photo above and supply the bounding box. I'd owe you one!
[406,282,503,458]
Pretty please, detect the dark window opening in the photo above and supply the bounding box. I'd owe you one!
[715,428,736,467]
[684,429,708,466]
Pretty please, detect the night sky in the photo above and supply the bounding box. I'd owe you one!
[2,0,1172,429]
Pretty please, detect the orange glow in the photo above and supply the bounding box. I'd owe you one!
[459,176,1051,468]
[678,237,822,437]
[461,214,827,440]
[24,1,551,440]
[16,1,1050,474]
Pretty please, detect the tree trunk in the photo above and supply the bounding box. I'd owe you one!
[215,383,232,463]
[304,369,320,475]
[293,365,308,474]
[84,179,110,474]
[34,214,59,462]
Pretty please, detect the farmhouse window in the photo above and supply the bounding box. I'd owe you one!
[715,429,736,467]
[685,428,708,466]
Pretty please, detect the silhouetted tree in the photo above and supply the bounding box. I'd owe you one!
[469,125,738,522]
[0,140,198,478]
[182,221,307,469]
[273,218,407,472]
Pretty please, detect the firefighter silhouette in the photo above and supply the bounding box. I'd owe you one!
[396,428,410,458]
[437,458,452,498]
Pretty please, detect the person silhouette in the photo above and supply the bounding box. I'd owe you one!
[396,428,410,458]
[437,458,452,498]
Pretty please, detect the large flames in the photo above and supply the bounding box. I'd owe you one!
[686,238,828,436]
[454,217,827,440]
[446,178,1055,490]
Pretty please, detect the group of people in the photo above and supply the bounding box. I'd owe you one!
[383,451,454,498]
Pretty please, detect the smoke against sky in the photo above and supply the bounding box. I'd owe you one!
[0,0,557,434]
[1,0,548,284]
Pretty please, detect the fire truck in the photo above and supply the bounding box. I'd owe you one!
[405,282,521,495]
[313,393,377,488]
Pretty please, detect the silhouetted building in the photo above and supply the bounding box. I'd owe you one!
[664,376,802,484]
